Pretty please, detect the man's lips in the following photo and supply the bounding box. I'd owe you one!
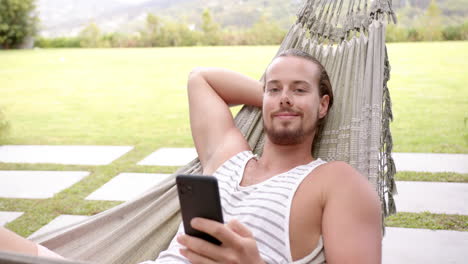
[272,111,301,119]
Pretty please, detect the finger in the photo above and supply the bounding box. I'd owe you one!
[177,234,225,261]
[227,219,253,238]
[191,218,239,246]
[180,248,217,264]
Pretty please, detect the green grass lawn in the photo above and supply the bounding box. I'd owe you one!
[0,42,467,152]
[387,41,468,153]
[0,46,274,149]
[0,42,467,235]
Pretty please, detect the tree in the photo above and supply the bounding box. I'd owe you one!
[142,13,169,47]
[165,22,200,46]
[418,0,443,41]
[248,15,285,45]
[79,22,102,48]
[0,0,38,49]
[200,9,221,45]
[143,13,166,46]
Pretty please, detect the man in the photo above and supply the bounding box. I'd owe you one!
[154,49,382,263]
[0,49,381,263]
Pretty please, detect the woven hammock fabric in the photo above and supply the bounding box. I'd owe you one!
[0,0,396,263]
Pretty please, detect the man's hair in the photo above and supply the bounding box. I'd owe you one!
[275,49,334,110]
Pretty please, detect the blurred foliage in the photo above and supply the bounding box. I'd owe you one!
[386,0,467,42]
[79,22,103,48]
[34,0,467,48]
[201,9,222,46]
[0,0,38,49]
[36,11,287,48]
[35,36,81,48]
[157,0,298,30]
[418,0,444,41]
[442,23,468,40]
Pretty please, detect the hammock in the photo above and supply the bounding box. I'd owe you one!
[0,0,397,263]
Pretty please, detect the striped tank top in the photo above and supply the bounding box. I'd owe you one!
[154,151,327,264]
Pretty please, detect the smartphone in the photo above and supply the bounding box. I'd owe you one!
[176,174,224,245]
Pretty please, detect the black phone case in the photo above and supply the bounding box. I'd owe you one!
[176,174,224,245]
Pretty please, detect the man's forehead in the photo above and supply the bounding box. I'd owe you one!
[266,56,320,82]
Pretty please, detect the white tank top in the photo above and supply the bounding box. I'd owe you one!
[153,151,327,264]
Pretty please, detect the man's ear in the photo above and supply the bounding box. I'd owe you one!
[319,95,330,119]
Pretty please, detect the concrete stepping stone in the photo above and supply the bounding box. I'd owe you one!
[86,173,171,201]
[0,211,23,226]
[393,152,468,173]
[394,181,468,215]
[0,171,89,199]
[138,148,197,166]
[383,227,468,264]
[28,215,89,239]
[0,145,133,165]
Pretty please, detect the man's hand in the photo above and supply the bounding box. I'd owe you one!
[177,218,265,264]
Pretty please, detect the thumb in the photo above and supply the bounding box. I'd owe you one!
[227,219,253,238]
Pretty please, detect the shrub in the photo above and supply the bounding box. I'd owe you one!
[407,28,424,42]
[386,24,409,42]
[221,29,249,45]
[35,37,81,48]
[246,15,286,45]
[442,22,468,40]
[443,25,462,40]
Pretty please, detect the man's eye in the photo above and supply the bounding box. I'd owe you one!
[267,87,279,92]
[294,88,306,93]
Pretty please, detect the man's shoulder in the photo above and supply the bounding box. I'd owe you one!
[301,160,375,201]
[310,160,361,183]
[316,160,353,170]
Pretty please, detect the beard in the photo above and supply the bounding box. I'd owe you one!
[263,116,317,146]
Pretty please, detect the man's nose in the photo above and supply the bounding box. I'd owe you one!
[280,91,292,106]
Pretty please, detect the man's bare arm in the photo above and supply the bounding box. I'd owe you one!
[187,67,263,173]
[0,227,37,256]
[321,162,382,263]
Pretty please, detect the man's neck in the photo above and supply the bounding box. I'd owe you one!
[257,137,315,175]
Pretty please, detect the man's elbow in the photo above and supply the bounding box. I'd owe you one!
[188,67,212,95]
[188,67,207,85]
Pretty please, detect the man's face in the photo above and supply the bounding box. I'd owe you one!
[262,56,328,145]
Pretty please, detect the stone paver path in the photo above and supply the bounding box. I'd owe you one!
[0,171,89,199]
[138,147,197,166]
[28,215,89,239]
[86,173,171,201]
[0,212,23,226]
[0,145,133,165]
[392,152,468,173]
[1,146,467,263]
[383,227,468,264]
[394,181,468,214]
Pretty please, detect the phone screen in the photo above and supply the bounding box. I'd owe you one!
[176,174,224,245]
